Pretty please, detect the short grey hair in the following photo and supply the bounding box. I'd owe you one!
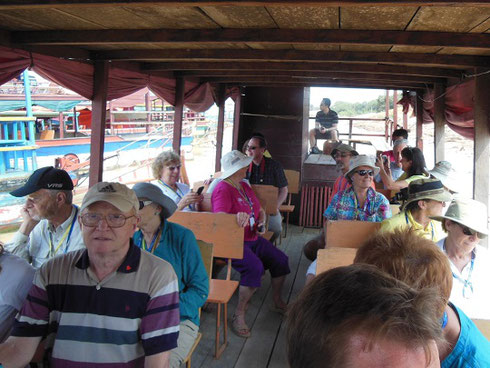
[49,189,73,205]
[152,151,181,180]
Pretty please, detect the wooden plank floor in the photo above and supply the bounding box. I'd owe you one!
[190,225,321,368]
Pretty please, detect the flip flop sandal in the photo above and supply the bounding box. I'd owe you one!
[269,304,288,315]
[231,315,251,338]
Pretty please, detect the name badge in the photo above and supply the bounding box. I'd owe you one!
[249,216,255,228]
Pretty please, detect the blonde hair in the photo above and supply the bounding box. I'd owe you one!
[151,151,181,180]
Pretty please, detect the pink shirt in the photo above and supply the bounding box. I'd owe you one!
[212,180,261,241]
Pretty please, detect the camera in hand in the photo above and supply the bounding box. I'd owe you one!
[391,187,409,204]
[257,224,264,233]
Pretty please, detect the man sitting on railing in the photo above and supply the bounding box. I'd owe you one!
[381,128,408,162]
[309,98,339,154]
[6,166,85,268]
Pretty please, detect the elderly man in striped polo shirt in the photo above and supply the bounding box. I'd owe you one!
[0,182,180,367]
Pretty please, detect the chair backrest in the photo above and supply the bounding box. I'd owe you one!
[472,319,490,340]
[316,247,357,275]
[325,220,381,248]
[251,184,278,215]
[169,211,244,260]
[284,169,300,194]
[197,240,213,279]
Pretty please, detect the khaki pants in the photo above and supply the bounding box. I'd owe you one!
[170,320,199,368]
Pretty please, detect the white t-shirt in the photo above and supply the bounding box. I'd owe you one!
[154,180,193,211]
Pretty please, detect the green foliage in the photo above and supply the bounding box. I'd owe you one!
[329,95,394,117]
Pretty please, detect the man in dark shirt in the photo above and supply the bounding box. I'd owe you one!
[245,134,288,243]
[309,98,339,154]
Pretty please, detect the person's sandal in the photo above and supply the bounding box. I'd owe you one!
[231,315,251,338]
[269,303,288,315]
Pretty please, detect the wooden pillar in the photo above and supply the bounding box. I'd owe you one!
[173,77,184,153]
[473,69,490,216]
[393,90,398,129]
[434,83,446,163]
[403,111,408,129]
[73,106,78,137]
[232,89,241,150]
[215,84,226,172]
[302,87,310,162]
[415,91,424,150]
[58,112,64,139]
[109,101,114,135]
[89,60,109,187]
[145,92,151,133]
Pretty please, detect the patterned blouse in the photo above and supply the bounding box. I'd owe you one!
[324,187,391,222]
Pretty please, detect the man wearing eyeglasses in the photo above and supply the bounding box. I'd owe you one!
[6,166,85,268]
[245,134,288,243]
[0,182,180,367]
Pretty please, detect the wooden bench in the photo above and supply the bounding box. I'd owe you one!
[279,169,300,239]
[316,247,357,275]
[168,211,244,358]
[325,220,381,248]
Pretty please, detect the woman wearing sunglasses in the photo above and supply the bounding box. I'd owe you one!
[152,151,202,211]
[324,155,391,222]
[376,146,428,199]
[431,198,490,319]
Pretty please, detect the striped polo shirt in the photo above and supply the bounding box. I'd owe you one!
[12,242,180,367]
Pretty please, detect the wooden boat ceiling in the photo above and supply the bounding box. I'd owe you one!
[1,1,490,90]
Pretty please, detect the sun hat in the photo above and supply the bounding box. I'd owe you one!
[344,155,380,178]
[330,143,359,159]
[132,182,177,219]
[80,182,140,213]
[220,150,252,180]
[430,198,488,237]
[428,161,459,193]
[10,166,73,197]
[400,178,452,211]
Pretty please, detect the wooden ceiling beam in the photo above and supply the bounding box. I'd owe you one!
[238,83,423,91]
[13,28,490,50]
[144,61,464,78]
[97,49,490,67]
[2,1,490,10]
[176,70,445,83]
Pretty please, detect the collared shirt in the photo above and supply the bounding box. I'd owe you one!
[12,242,180,366]
[441,303,490,368]
[436,240,490,319]
[315,109,339,129]
[246,157,288,188]
[6,205,84,268]
[324,187,391,222]
[134,220,209,326]
[154,180,194,211]
[375,161,404,186]
[380,210,445,242]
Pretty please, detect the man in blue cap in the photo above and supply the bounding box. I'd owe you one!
[6,166,84,267]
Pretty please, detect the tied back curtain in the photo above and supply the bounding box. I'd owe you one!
[423,79,475,139]
[0,46,216,113]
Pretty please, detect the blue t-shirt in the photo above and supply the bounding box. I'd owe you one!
[442,303,490,368]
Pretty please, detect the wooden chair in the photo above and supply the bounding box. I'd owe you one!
[183,240,213,368]
[168,211,244,358]
[251,184,278,216]
[325,220,381,248]
[316,247,357,275]
[472,319,490,340]
[279,169,300,238]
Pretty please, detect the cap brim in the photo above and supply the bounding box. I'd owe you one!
[81,194,135,213]
[10,185,39,197]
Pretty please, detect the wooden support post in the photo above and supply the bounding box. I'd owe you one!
[58,112,64,139]
[215,84,226,172]
[415,92,424,150]
[302,87,310,161]
[403,111,408,129]
[89,61,109,187]
[173,77,184,154]
[393,90,398,129]
[385,90,390,142]
[145,92,151,133]
[473,69,490,222]
[232,88,241,150]
[434,83,446,163]
[73,106,78,137]
[109,101,114,135]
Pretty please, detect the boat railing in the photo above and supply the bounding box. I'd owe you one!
[308,116,392,142]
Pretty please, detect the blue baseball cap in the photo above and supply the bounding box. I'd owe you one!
[10,166,74,197]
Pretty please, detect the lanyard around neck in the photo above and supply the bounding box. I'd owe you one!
[140,226,163,254]
[159,180,192,210]
[48,205,78,257]
[225,179,254,213]
[444,241,475,298]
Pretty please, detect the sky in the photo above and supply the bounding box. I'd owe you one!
[310,87,386,107]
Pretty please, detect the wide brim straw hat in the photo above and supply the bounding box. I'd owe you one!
[344,155,380,178]
[220,150,252,179]
[400,178,452,211]
[132,182,177,219]
[428,161,459,193]
[431,198,488,236]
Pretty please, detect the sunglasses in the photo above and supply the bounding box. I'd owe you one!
[459,223,486,239]
[246,146,258,151]
[166,165,181,171]
[139,200,152,210]
[355,170,374,177]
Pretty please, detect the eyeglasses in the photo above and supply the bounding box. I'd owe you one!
[139,200,152,210]
[166,165,181,171]
[246,146,258,151]
[459,223,485,239]
[80,213,136,228]
[355,170,374,177]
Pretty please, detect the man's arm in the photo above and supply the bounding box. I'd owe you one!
[277,186,288,209]
[145,351,170,368]
[5,207,40,262]
[0,336,42,367]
